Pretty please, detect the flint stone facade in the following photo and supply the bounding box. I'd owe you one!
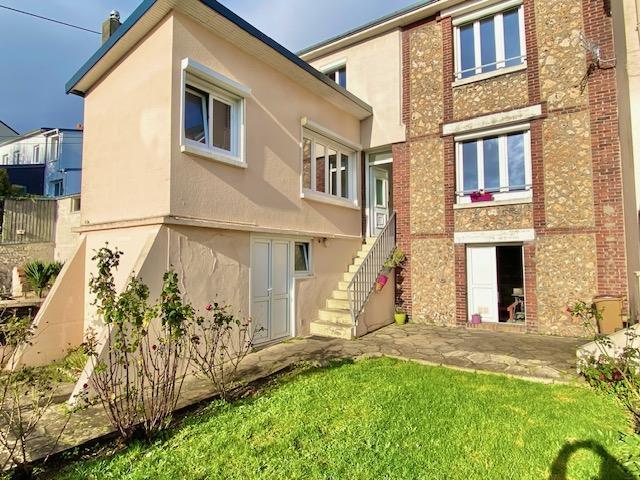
[395,0,628,337]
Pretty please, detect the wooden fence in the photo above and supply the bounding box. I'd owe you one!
[0,198,56,244]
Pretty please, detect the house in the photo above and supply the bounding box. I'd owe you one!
[13,0,637,372]
[0,120,18,141]
[0,127,83,197]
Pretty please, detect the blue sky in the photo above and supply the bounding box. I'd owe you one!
[0,0,417,134]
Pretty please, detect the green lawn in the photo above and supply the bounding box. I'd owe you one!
[55,358,636,480]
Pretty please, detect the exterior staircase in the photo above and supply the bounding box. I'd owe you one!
[309,238,376,340]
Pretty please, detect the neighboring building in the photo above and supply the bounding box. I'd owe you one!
[0,120,18,140]
[15,0,639,371]
[0,128,83,197]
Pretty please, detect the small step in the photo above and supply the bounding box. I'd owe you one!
[353,256,365,267]
[318,308,352,325]
[338,280,351,290]
[365,237,377,245]
[348,264,359,273]
[331,289,348,300]
[310,320,354,340]
[343,271,355,282]
[327,297,349,310]
[356,250,370,259]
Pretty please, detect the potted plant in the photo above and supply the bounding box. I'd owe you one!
[394,307,407,325]
[470,190,494,203]
[375,248,406,292]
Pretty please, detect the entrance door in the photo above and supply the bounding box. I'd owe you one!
[371,166,390,235]
[466,246,499,323]
[251,238,291,344]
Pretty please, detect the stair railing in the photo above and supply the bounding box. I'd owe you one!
[347,211,396,326]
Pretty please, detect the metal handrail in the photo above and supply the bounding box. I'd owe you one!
[347,211,396,326]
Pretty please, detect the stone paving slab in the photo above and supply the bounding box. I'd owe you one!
[2,323,586,467]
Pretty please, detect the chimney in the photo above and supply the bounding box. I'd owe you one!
[102,10,121,44]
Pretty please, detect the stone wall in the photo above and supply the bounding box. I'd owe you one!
[454,203,534,232]
[410,138,444,234]
[452,71,529,120]
[535,234,597,336]
[0,243,54,293]
[411,238,456,325]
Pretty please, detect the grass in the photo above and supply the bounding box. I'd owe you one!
[53,358,636,480]
[39,346,88,383]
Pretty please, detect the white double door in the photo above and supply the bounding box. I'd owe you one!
[466,246,499,323]
[251,238,292,344]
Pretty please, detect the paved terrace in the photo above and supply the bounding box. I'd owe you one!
[3,324,586,466]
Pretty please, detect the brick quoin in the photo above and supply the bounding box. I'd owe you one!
[582,0,628,299]
[393,142,411,313]
[523,242,538,331]
[454,244,467,325]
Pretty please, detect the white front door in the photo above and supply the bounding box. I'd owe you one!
[466,246,499,323]
[251,239,291,344]
[371,167,390,236]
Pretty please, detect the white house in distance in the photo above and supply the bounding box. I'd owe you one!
[0,127,83,197]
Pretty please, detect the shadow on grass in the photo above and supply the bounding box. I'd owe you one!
[549,440,634,480]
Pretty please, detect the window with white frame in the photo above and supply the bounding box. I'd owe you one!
[51,180,64,197]
[49,136,59,162]
[455,127,531,202]
[302,130,355,202]
[325,65,346,88]
[33,145,40,163]
[294,242,312,275]
[454,2,526,80]
[181,60,248,166]
[12,151,20,164]
[1,154,8,164]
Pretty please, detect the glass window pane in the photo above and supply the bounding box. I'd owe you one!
[503,9,522,67]
[328,149,338,196]
[315,144,326,193]
[340,153,349,198]
[294,243,309,272]
[480,17,496,73]
[212,98,231,151]
[462,141,478,192]
[507,132,526,190]
[337,67,347,88]
[483,137,500,191]
[460,24,476,78]
[302,138,312,189]
[375,178,384,207]
[185,90,207,144]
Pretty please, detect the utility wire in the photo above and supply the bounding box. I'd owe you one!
[0,4,100,34]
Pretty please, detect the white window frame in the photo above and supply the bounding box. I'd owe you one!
[293,241,313,277]
[70,197,81,213]
[12,151,20,164]
[51,179,64,197]
[301,128,359,208]
[49,136,60,162]
[1,154,8,164]
[180,58,250,168]
[320,59,347,88]
[455,123,532,205]
[33,145,40,164]
[453,0,526,82]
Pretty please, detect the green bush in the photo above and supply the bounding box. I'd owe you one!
[23,260,63,297]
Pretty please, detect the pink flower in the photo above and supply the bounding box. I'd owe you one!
[152,344,157,351]
[83,383,88,389]
[206,304,213,311]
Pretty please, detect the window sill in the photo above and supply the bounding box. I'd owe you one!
[301,189,360,210]
[452,63,527,88]
[294,273,315,280]
[453,195,532,210]
[181,143,247,169]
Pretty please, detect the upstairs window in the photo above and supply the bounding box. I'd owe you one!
[51,180,64,197]
[49,136,59,162]
[181,58,250,167]
[302,130,355,202]
[324,65,346,88]
[33,145,40,163]
[1,154,8,164]
[12,151,20,164]
[454,3,526,80]
[455,127,531,203]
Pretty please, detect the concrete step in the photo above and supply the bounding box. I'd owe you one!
[353,256,365,266]
[310,320,354,340]
[331,289,348,300]
[327,297,349,310]
[365,237,377,245]
[318,308,352,325]
[343,271,355,282]
[348,264,360,273]
[356,249,371,258]
[338,280,351,290]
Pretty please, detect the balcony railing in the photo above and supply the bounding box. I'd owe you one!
[347,211,396,325]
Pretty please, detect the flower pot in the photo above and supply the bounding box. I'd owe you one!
[470,192,494,202]
[375,273,388,292]
[394,312,407,325]
[470,313,481,324]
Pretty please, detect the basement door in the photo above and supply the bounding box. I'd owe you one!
[251,238,292,344]
[466,246,499,323]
